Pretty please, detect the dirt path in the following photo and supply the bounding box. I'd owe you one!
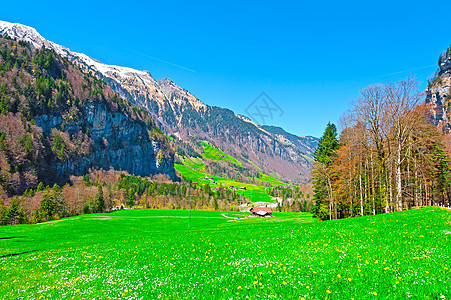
[221,213,240,219]
[88,215,225,219]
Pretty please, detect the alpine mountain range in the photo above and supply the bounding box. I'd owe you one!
[0,20,318,183]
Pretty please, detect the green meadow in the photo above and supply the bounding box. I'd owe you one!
[256,173,289,186]
[201,141,242,166]
[1,207,450,299]
[175,164,273,202]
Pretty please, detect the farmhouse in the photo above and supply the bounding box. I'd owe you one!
[249,207,273,217]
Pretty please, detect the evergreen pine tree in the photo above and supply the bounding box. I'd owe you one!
[313,122,340,166]
[94,185,105,213]
[6,196,27,225]
[311,123,340,220]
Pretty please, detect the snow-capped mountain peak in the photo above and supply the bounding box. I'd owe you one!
[0,20,204,111]
[0,20,51,49]
[72,51,152,80]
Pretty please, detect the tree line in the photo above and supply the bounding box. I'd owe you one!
[0,170,253,225]
[0,168,313,226]
[312,78,451,220]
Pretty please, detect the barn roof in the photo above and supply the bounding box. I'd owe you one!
[251,207,272,213]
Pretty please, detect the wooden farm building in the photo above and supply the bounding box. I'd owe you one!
[249,207,273,217]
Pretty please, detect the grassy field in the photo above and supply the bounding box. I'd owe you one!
[201,141,242,166]
[179,156,206,172]
[256,173,288,186]
[1,207,450,299]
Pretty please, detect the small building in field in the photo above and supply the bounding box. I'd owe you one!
[249,207,273,217]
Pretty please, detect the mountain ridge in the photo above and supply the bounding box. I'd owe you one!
[0,20,317,183]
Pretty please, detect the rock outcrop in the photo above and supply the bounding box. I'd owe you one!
[35,102,175,182]
[426,48,451,132]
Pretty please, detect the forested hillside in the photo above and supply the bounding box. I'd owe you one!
[0,36,175,196]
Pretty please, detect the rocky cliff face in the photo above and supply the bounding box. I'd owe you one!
[0,20,317,183]
[426,48,451,132]
[35,102,175,182]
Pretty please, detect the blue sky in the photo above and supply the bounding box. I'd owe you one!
[2,0,450,137]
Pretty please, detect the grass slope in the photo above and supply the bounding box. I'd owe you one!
[256,173,288,186]
[1,207,450,299]
[175,164,273,202]
[180,156,205,172]
[201,141,242,166]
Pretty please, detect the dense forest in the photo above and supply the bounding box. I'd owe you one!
[312,77,451,220]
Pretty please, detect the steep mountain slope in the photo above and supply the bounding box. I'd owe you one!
[0,20,317,183]
[0,36,175,195]
[425,46,451,132]
[261,124,317,160]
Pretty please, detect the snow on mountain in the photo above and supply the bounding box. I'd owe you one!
[0,20,50,49]
[0,20,199,110]
[73,52,146,79]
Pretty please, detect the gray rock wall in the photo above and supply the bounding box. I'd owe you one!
[36,102,175,183]
[426,50,451,132]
